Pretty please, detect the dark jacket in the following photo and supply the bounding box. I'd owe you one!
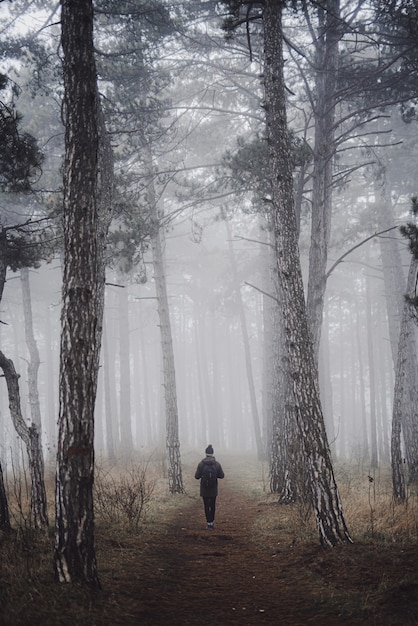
[195,455,224,497]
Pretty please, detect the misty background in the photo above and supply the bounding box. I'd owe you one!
[0,0,416,472]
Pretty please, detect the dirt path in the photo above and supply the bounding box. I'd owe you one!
[102,483,406,626]
[75,455,418,626]
[7,476,418,625]
[3,461,418,625]
[138,485,291,625]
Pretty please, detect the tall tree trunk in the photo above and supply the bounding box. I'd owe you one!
[306,0,341,360]
[376,322,390,463]
[374,172,418,482]
[336,305,346,457]
[144,143,184,493]
[44,301,57,458]
[265,229,299,502]
[0,351,48,529]
[193,300,210,440]
[138,312,153,446]
[224,217,263,458]
[260,219,273,452]
[365,264,378,468]
[55,0,113,587]
[263,0,352,547]
[264,228,285,489]
[102,314,116,461]
[150,223,184,492]
[118,287,133,456]
[355,302,369,462]
[20,268,43,435]
[392,255,418,501]
[209,310,223,446]
[0,228,7,305]
[319,303,335,448]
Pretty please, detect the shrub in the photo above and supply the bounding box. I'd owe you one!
[94,461,156,531]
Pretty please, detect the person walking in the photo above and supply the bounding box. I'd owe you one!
[195,444,224,529]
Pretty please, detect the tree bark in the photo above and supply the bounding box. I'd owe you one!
[0,228,7,306]
[151,221,184,493]
[306,0,341,360]
[0,459,10,532]
[374,169,418,482]
[224,217,263,459]
[118,286,133,455]
[263,0,352,547]
[0,350,48,529]
[391,255,418,501]
[21,268,47,477]
[355,302,369,462]
[264,228,299,502]
[44,301,57,457]
[365,263,378,467]
[54,0,110,587]
[319,304,335,449]
[144,142,184,493]
[193,300,210,440]
[102,314,116,461]
[20,268,42,429]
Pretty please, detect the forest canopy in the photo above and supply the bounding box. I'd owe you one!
[0,0,418,594]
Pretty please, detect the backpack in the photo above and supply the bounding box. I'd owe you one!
[202,462,218,489]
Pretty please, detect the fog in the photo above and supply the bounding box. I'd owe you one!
[0,0,417,479]
[0,192,410,464]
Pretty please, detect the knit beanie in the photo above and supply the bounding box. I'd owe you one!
[205,444,214,455]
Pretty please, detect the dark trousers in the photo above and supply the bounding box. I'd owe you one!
[203,496,216,523]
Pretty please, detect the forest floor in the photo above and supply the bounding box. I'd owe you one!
[1,457,418,625]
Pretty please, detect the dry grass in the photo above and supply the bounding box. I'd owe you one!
[251,460,418,546]
[336,463,418,542]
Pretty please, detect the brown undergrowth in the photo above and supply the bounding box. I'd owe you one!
[0,453,417,625]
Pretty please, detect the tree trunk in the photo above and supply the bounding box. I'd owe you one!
[144,143,184,494]
[355,302,369,462]
[338,305,347,458]
[0,459,10,532]
[0,350,48,529]
[376,318,390,463]
[319,303,335,449]
[20,268,42,434]
[193,300,210,440]
[102,314,116,461]
[365,264,378,467]
[265,231,299,502]
[374,175,418,482]
[391,255,418,501]
[263,0,352,547]
[151,222,184,492]
[44,301,57,458]
[209,310,224,447]
[306,0,341,360]
[118,286,133,456]
[55,0,112,587]
[264,228,285,490]
[0,228,8,306]
[138,311,154,446]
[224,217,263,459]
[3,265,49,528]
[21,266,51,490]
